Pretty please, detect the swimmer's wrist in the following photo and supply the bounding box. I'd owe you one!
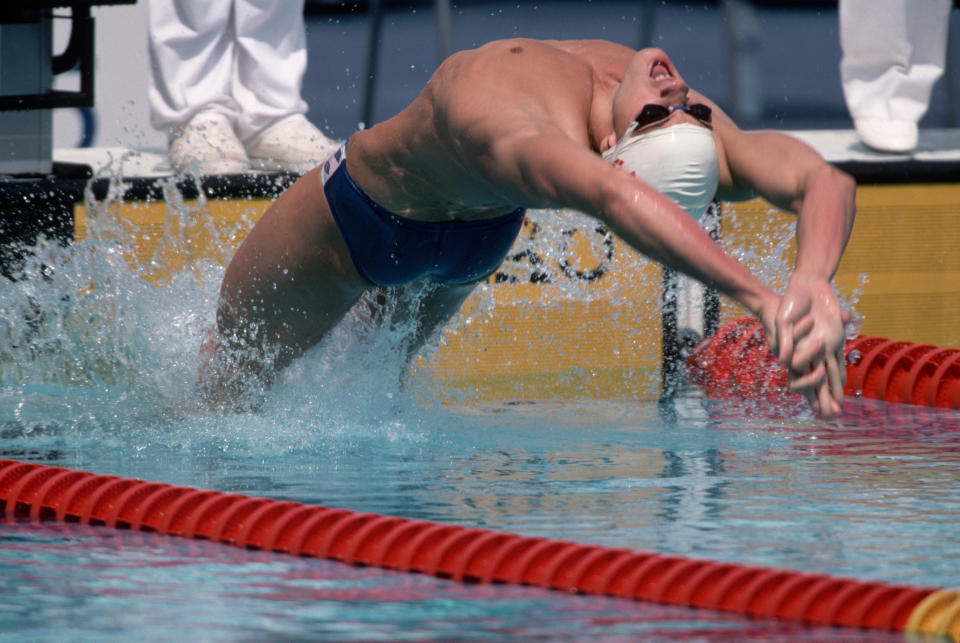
[788,268,833,288]
[790,262,833,281]
[739,287,777,319]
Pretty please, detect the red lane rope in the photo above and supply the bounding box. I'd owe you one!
[0,458,939,634]
[687,317,960,409]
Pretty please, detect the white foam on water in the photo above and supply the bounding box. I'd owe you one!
[0,176,448,457]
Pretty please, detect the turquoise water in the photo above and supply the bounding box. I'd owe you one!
[1,200,957,640]
[1,396,955,641]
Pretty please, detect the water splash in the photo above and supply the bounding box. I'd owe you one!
[0,167,441,457]
[0,172,842,458]
[721,203,868,321]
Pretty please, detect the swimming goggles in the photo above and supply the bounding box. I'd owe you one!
[634,103,712,130]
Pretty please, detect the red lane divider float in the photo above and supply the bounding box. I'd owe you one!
[2,458,959,640]
[686,317,960,409]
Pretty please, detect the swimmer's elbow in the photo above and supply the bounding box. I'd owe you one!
[831,165,856,209]
[810,161,857,194]
[790,162,856,214]
[835,165,856,201]
[834,166,857,227]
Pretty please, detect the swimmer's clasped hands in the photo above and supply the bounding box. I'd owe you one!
[771,273,849,419]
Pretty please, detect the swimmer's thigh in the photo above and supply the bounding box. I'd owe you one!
[400,281,478,356]
[218,169,371,361]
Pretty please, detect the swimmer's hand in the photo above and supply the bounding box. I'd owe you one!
[773,274,848,419]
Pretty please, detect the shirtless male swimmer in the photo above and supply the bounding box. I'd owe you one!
[200,38,856,418]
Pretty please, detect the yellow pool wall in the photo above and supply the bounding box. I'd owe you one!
[73,181,960,401]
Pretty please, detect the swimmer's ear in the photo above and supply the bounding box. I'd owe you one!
[599,133,617,154]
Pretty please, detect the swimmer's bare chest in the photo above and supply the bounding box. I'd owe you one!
[347,39,607,223]
[347,130,523,222]
[346,136,519,223]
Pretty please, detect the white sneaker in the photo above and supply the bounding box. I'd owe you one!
[853,117,918,154]
[169,112,250,174]
[246,115,339,173]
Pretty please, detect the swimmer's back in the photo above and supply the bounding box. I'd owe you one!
[347,39,632,223]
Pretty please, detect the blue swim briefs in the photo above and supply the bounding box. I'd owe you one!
[321,142,525,287]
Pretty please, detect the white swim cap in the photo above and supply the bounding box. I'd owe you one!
[602,122,719,220]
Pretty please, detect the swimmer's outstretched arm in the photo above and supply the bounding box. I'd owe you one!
[474,121,782,346]
[703,93,857,417]
[469,108,851,418]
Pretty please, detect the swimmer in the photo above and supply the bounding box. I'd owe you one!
[200,38,856,418]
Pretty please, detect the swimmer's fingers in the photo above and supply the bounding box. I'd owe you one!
[787,362,827,394]
[792,356,844,419]
[774,309,815,365]
[775,315,794,365]
[816,378,842,419]
[757,297,781,358]
[792,314,815,343]
[803,387,820,417]
[794,372,837,419]
[781,313,815,363]
[774,289,812,363]
[826,350,847,404]
[788,335,826,374]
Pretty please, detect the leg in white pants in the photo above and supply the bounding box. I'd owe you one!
[148,0,333,173]
[839,0,951,151]
[148,0,240,132]
[232,0,308,144]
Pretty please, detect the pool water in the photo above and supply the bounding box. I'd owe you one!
[1,202,958,641]
[0,523,918,643]
[1,396,955,642]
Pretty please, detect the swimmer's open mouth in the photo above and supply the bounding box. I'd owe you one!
[650,58,672,81]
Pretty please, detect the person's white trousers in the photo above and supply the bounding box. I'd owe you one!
[148,0,308,143]
[840,0,951,123]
